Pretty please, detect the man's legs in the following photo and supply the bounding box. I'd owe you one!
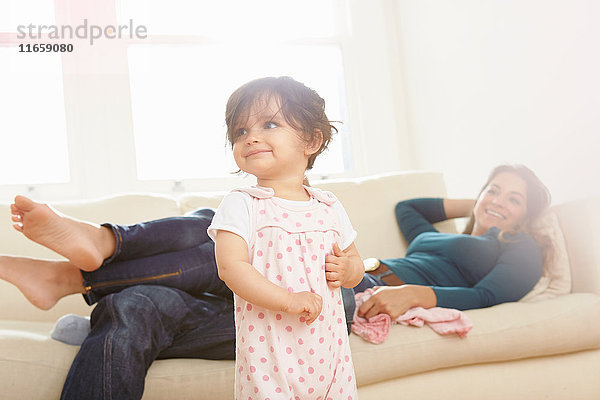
[82,240,231,304]
[60,285,235,400]
[75,208,230,303]
[2,204,224,310]
[101,208,215,264]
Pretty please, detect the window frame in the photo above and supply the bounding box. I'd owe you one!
[0,0,378,202]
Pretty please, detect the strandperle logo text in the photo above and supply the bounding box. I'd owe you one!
[17,19,148,45]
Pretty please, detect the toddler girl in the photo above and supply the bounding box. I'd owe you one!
[208,76,363,399]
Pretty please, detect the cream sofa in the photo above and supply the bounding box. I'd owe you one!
[1,171,599,399]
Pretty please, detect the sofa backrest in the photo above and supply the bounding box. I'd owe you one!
[179,171,456,260]
[0,171,453,322]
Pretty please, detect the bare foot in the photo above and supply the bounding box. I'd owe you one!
[0,255,84,310]
[10,195,115,271]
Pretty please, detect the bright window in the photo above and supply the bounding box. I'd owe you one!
[0,1,69,186]
[118,0,336,38]
[0,0,354,201]
[124,0,349,182]
[1,0,55,32]
[0,49,70,185]
[128,44,347,181]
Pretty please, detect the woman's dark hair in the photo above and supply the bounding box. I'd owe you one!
[225,76,337,170]
[463,164,551,235]
[463,164,553,265]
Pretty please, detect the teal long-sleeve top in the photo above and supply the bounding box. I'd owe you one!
[382,198,543,310]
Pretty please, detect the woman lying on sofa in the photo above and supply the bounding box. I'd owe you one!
[354,164,553,320]
[0,163,552,400]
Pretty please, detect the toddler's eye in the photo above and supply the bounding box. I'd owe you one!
[264,121,278,129]
[235,128,247,138]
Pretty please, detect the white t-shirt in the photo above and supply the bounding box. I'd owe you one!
[208,190,357,250]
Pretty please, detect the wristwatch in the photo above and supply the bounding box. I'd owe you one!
[363,257,381,272]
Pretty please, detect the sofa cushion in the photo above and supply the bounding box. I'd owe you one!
[0,321,79,398]
[521,210,572,302]
[2,293,599,399]
[357,350,600,400]
[0,320,237,400]
[350,293,600,386]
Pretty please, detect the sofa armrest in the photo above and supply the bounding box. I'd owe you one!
[552,197,600,295]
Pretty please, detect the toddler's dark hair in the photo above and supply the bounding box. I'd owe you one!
[225,76,337,170]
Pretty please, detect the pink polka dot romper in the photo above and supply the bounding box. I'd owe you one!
[233,185,357,400]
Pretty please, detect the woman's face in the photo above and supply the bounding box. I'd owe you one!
[472,171,528,236]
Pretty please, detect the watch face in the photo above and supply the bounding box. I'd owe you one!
[363,257,380,272]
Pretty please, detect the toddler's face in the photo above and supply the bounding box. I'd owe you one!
[232,97,311,182]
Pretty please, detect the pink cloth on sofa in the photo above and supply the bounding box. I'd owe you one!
[352,288,473,344]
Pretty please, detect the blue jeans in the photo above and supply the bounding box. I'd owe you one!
[353,271,387,293]
[61,209,235,400]
[61,286,235,400]
[61,208,358,400]
[81,209,231,304]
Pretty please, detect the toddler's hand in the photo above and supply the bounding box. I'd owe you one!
[324,242,351,289]
[284,291,323,325]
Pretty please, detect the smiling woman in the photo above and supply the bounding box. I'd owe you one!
[471,172,528,236]
[464,164,552,239]
[353,164,553,319]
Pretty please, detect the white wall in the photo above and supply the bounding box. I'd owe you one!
[343,0,413,175]
[4,1,598,205]
[392,0,600,204]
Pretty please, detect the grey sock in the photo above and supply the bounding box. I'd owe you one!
[50,314,91,346]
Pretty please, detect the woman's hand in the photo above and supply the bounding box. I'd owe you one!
[357,285,437,320]
[284,291,323,325]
